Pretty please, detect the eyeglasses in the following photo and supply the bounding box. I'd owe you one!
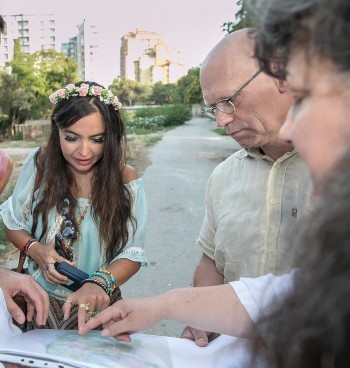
[202,68,263,119]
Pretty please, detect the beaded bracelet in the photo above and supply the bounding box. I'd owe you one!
[89,271,112,293]
[98,269,117,292]
[81,278,109,296]
[98,269,117,286]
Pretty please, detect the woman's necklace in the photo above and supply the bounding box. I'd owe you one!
[76,199,91,237]
[77,199,91,225]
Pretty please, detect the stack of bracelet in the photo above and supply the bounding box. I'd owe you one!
[81,269,117,297]
[19,238,39,256]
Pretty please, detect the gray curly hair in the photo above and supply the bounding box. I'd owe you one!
[250,0,350,79]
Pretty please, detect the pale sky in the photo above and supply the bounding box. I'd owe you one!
[1,0,236,86]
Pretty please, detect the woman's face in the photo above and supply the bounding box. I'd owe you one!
[280,51,350,190]
[59,111,105,176]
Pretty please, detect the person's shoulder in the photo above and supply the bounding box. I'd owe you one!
[122,165,139,184]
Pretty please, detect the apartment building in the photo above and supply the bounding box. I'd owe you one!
[61,20,100,83]
[0,13,58,67]
[120,28,186,84]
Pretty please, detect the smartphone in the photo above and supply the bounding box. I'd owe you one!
[55,262,89,292]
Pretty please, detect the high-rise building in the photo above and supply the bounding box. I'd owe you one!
[0,13,58,67]
[61,36,78,62]
[120,29,186,84]
[62,20,101,84]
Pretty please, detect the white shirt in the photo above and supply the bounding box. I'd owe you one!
[230,269,299,324]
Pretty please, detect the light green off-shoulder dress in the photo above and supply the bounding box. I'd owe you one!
[0,148,148,301]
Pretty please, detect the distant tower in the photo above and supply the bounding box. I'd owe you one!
[120,28,186,84]
[75,20,100,82]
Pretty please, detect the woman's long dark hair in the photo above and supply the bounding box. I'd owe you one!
[31,81,135,262]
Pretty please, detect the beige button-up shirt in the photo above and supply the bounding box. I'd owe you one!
[198,148,312,282]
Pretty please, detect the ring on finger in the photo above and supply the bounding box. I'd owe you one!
[45,262,55,271]
[79,303,90,311]
[64,300,72,305]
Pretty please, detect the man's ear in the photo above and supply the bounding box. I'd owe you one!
[275,78,289,94]
[269,59,289,94]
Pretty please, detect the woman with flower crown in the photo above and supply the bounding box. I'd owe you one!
[0,81,148,330]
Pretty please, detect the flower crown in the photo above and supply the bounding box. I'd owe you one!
[49,83,122,111]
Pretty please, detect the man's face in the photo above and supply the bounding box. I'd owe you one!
[200,63,289,150]
[281,51,350,188]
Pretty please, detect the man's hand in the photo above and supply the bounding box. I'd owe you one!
[181,326,220,347]
[0,268,49,326]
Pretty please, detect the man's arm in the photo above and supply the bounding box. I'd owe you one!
[0,268,49,326]
[193,253,224,286]
[180,253,224,346]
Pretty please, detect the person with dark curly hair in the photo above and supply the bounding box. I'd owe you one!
[0,81,148,330]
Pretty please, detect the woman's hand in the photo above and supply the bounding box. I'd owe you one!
[28,239,75,285]
[62,282,110,330]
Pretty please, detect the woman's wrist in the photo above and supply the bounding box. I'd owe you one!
[26,240,39,257]
[89,269,118,296]
[81,278,109,296]
[18,238,38,256]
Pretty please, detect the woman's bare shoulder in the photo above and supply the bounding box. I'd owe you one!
[123,165,139,184]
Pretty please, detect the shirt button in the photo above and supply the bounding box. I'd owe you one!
[269,198,276,205]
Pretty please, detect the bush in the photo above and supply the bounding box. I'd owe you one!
[126,104,191,133]
[161,104,191,127]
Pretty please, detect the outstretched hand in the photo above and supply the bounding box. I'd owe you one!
[79,296,164,341]
[0,269,49,326]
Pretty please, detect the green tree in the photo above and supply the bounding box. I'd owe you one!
[0,39,39,133]
[109,78,150,106]
[175,67,202,105]
[149,82,177,105]
[0,70,32,132]
[222,0,257,34]
[31,49,78,117]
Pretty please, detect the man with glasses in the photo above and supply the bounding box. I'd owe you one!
[181,29,312,346]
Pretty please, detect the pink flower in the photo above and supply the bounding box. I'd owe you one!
[66,83,75,91]
[49,93,57,104]
[79,83,90,96]
[57,89,66,98]
[93,86,103,96]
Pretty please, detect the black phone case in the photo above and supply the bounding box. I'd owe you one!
[55,262,89,292]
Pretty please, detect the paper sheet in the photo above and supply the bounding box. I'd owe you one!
[0,289,267,367]
[0,329,268,368]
